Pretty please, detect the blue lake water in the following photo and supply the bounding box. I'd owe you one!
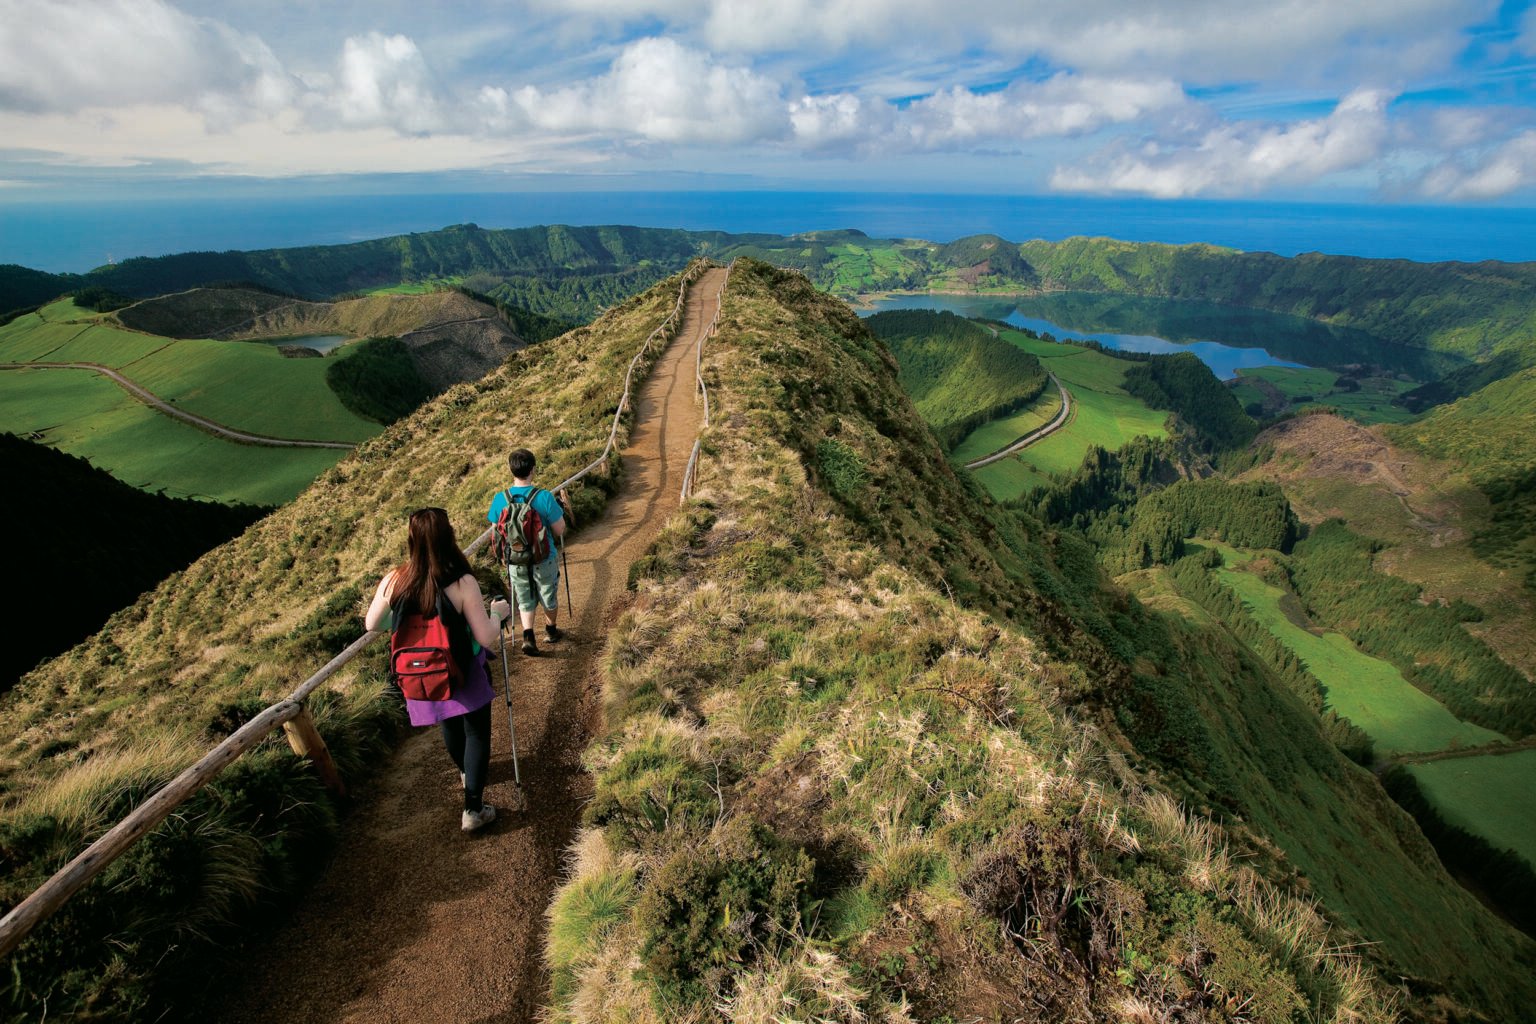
[4,191,1535,274]
[258,334,350,354]
[860,293,1311,380]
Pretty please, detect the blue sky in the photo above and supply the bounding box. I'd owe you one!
[2,0,1535,202]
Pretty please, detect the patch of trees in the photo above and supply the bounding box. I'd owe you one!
[451,284,576,343]
[0,263,77,316]
[2,433,268,691]
[1286,521,1535,738]
[1122,352,1258,449]
[1381,766,1536,937]
[69,285,132,312]
[324,337,434,424]
[868,309,1047,451]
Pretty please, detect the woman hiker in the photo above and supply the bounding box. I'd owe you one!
[365,506,510,832]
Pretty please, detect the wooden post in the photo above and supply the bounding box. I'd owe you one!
[283,705,347,797]
[0,700,304,959]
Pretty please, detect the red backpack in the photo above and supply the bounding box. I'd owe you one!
[389,593,463,701]
[490,488,551,568]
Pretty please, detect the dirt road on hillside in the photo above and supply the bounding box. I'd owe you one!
[0,361,357,449]
[222,267,727,1024]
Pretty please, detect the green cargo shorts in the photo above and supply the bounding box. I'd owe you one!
[508,559,559,612]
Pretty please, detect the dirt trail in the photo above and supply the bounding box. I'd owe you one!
[223,267,727,1024]
[962,372,1072,469]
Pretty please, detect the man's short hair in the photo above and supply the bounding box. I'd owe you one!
[509,448,536,478]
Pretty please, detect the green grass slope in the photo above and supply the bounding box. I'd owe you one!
[0,269,694,1022]
[550,261,1533,1022]
[865,309,1047,450]
[1390,366,1536,593]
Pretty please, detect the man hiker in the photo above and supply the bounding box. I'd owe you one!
[488,447,572,656]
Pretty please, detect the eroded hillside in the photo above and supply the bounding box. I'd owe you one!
[117,286,526,389]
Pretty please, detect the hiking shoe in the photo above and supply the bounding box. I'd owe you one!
[521,630,539,656]
[544,624,564,643]
[461,804,497,833]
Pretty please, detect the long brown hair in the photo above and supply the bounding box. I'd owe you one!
[392,507,473,617]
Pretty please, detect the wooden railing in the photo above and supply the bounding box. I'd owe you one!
[0,259,715,961]
[680,260,733,500]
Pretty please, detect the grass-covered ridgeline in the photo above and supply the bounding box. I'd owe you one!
[546,261,1535,1022]
[865,309,1047,450]
[9,226,1535,391]
[0,267,705,1022]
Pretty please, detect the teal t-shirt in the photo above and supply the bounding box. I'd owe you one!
[487,486,564,566]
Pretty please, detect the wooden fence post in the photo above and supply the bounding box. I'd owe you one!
[283,706,347,797]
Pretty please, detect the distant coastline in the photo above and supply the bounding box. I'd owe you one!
[6,190,1536,273]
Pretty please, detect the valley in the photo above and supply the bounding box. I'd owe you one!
[3,228,1536,1023]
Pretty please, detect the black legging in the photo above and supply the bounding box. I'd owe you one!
[439,703,493,811]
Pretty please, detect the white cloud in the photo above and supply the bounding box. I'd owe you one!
[1419,131,1536,200]
[536,0,1493,86]
[1051,89,1393,197]
[509,37,788,144]
[1519,5,1536,56]
[317,32,446,134]
[0,0,288,115]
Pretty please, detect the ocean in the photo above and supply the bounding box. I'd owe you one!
[3,191,1534,274]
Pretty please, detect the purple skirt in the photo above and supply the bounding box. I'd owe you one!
[404,650,496,727]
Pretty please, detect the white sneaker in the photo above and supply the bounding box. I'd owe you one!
[461,804,497,833]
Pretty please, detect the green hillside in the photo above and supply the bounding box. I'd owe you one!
[865,309,1047,450]
[561,262,1534,1020]
[1391,366,1536,592]
[0,271,689,1021]
[3,260,1533,1023]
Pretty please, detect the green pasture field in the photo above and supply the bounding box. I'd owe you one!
[1214,558,1505,755]
[949,387,1063,463]
[1408,749,1536,866]
[125,340,379,441]
[0,369,347,505]
[966,330,1170,500]
[37,298,110,322]
[0,311,378,442]
[1234,366,1419,425]
[826,244,921,293]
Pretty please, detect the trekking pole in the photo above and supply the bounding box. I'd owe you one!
[498,577,522,789]
[560,538,573,613]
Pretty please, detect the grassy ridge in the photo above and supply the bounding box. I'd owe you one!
[0,269,696,1022]
[548,261,1534,1022]
[865,309,1046,450]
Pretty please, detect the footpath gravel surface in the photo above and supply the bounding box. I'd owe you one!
[221,268,727,1024]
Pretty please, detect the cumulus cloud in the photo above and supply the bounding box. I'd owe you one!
[537,0,1491,86]
[1419,131,1536,200]
[507,37,788,144]
[0,0,289,116]
[1051,89,1393,197]
[315,32,447,134]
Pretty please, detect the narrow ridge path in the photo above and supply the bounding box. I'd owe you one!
[223,267,727,1024]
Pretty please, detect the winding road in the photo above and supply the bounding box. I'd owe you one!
[0,361,357,449]
[962,372,1072,469]
[220,267,727,1024]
